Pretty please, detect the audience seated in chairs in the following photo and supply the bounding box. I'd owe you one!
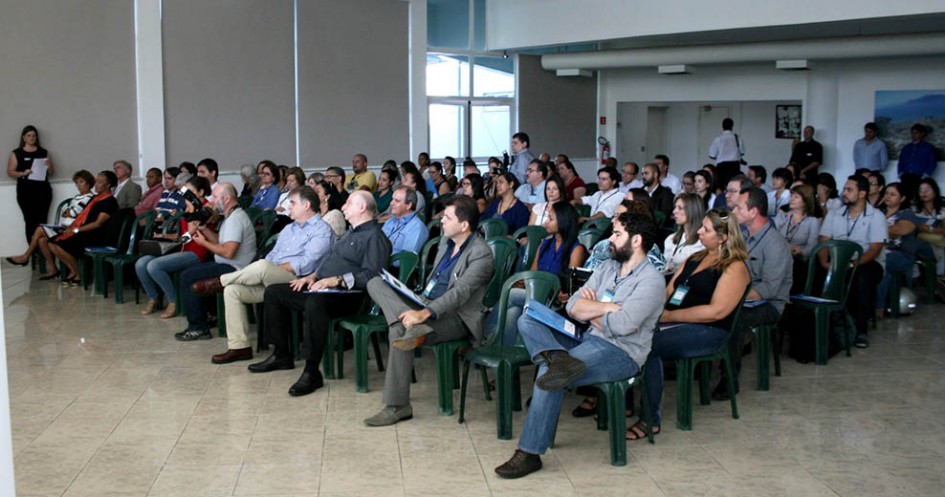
[154,167,183,221]
[876,182,919,319]
[251,161,281,210]
[47,170,120,286]
[637,209,750,440]
[494,212,665,479]
[767,167,794,216]
[527,175,565,227]
[313,180,347,240]
[134,168,165,216]
[483,172,529,235]
[555,158,586,202]
[137,176,213,318]
[6,169,95,278]
[459,172,488,214]
[663,193,705,275]
[775,184,821,294]
[573,166,623,225]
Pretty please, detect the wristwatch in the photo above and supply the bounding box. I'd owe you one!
[336,276,345,289]
[73,228,80,234]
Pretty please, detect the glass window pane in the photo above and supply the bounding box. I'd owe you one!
[471,105,509,159]
[472,0,486,51]
[427,54,469,97]
[473,57,514,97]
[429,103,466,159]
[428,0,469,49]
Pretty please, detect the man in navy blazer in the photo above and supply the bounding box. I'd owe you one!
[364,195,495,426]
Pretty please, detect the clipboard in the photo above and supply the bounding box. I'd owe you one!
[524,299,583,340]
[381,268,427,308]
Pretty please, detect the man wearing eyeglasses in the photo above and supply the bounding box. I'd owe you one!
[514,159,548,208]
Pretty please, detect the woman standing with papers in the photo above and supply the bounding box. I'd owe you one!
[7,125,55,243]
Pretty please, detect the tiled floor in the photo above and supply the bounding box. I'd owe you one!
[4,262,945,496]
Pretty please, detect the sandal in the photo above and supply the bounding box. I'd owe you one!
[572,398,597,417]
[626,420,660,441]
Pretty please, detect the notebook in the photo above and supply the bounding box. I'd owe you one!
[381,268,427,308]
[524,299,583,340]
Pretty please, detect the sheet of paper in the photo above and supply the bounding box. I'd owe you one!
[28,158,47,181]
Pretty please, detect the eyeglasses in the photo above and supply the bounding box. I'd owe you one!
[726,188,740,194]
[260,172,272,176]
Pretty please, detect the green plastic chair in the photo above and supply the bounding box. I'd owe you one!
[577,227,603,250]
[750,319,781,391]
[332,251,419,392]
[581,216,611,233]
[483,237,518,309]
[102,210,158,303]
[237,195,253,209]
[584,182,599,195]
[654,210,667,228]
[575,204,591,218]
[916,256,938,305]
[82,209,136,293]
[415,236,441,292]
[458,271,559,440]
[479,218,509,239]
[512,225,548,272]
[591,371,655,466]
[426,217,442,240]
[254,209,278,247]
[788,240,863,365]
[675,286,750,431]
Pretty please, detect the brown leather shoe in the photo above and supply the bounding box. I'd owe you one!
[211,347,253,364]
[191,277,224,296]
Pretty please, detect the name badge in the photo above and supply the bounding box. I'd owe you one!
[669,285,690,306]
[600,290,615,303]
[422,278,437,298]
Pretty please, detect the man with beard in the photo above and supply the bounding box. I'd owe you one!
[175,183,258,341]
[641,162,673,219]
[494,211,666,478]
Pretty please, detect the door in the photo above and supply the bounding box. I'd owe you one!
[645,106,669,163]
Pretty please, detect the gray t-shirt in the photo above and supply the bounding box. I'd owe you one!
[216,207,256,270]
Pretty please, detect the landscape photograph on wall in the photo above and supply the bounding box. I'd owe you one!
[875,89,945,160]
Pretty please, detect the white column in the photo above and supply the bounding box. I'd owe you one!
[0,275,14,495]
[408,0,428,159]
[134,0,166,171]
[805,66,840,176]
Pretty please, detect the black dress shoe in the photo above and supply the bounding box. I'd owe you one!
[495,449,543,479]
[247,354,295,373]
[288,371,324,396]
[6,257,28,267]
[39,271,61,281]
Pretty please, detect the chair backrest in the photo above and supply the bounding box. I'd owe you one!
[577,227,603,250]
[161,212,183,234]
[585,182,599,195]
[102,208,136,249]
[512,225,548,271]
[489,270,560,347]
[127,210,158,255]
[237,195,253,209]
[804,240,864,302]
[484,237,518,308]
[479,218,509,240]
[416,236,442,292]
[653,210,667,228]
[255,210,278,246]
[53,198,72,225]
[575,204,592,218]
[244,207,263,224]
[426,217,442,240]
[391,251,419,284]
[581,216,611,233]
[728,284,754,333]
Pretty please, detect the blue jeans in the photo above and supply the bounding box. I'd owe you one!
[644,324,729,427]
[483,288,527,347]
[876,251,915,311]
[180,262,236,331]
[516,314,639,455]
[135,252,200,300]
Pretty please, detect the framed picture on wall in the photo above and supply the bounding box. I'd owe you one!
[775,105,802,139]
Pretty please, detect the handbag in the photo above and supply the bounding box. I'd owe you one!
[138,238,184,256]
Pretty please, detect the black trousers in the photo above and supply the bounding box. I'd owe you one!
[16,181,52,243]
[715,161,742,191]
[725,303,783,384]
[847,260,883,336]
[262,283,363,364]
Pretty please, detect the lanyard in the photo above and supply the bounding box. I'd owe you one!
[844,208,862,238]
[784,215,804,242]
[595,190,620,211]
[746,224,772,256]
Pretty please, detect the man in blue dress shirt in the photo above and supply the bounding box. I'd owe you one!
[382,186,429,256]
[514,160,547,208]
[898,123,938,178]
[853,122,889,172]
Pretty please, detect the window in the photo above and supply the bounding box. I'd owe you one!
[426,0,514,162]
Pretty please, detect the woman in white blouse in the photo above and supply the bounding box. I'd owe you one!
[527,175,566,227]
[663,193,705,275]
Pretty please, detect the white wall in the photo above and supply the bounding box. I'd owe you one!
[485,0,945,50]
[598,57,945,185]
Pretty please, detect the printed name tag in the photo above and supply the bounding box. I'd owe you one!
[422,278,437,298]
[600,290,615,303]
[669,285,690,306]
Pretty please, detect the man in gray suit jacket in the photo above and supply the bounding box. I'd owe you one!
[112,160,142,209]
[364,195,495,426]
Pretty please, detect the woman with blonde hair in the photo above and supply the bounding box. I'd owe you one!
[663,193,705,275]
[628,209,750,440]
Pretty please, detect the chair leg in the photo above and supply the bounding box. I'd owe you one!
[697,362,711,406]
[480,365,492,401]
[604,384,628,466]
[495,361,514,440]
[215,294,226,337]
[255,304,266,353]
[370,333,385,372]
[675,358,693,431]
[322,317,336,379]
[889,272,901,319]
[721,351,739,420]
[434,344,457,416]
[814,309,830,366]
[755,325,770,391]
[113,263,125,304]
[354,326,371,393]
[773,326,783,377]
[637,374,655,444]
[459,361,472,424]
